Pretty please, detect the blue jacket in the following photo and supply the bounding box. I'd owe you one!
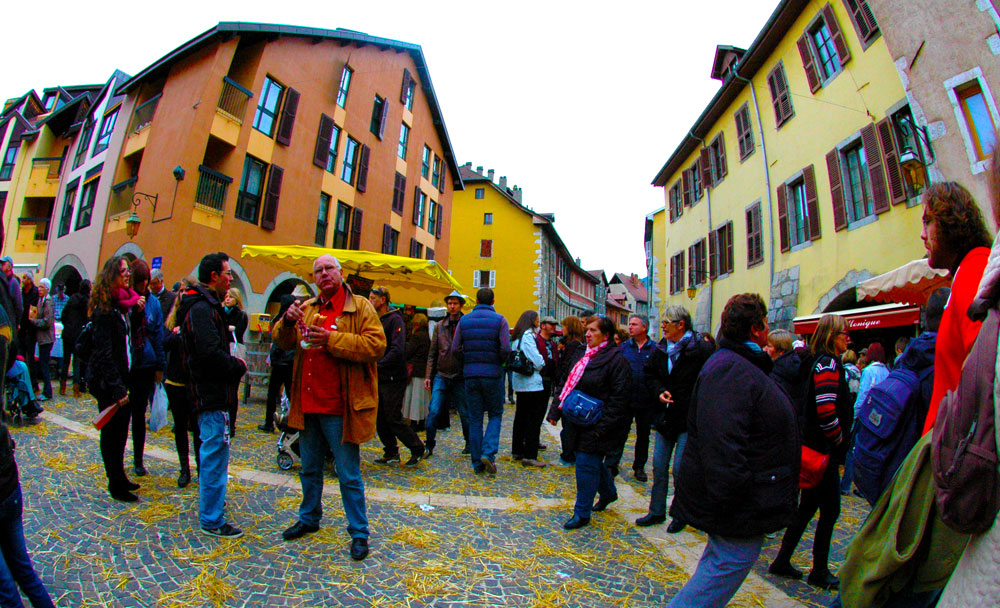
[132,292,165,371]
[454,304,510,379]
[620,336,656,408]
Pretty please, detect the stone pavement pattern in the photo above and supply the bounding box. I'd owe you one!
[8,392,870,607]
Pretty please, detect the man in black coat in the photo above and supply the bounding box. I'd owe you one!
[666,294,799,608]
[370,287,424,466]
[636,306,714,531]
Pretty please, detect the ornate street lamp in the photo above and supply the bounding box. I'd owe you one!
[126,192,158,239]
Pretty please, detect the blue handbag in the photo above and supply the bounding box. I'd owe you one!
[561,389,604,427]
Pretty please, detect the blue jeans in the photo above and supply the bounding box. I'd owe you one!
[574,451,617,519]
[298,414,368,539]
[667,534,764,608]
[649,431,687,517]
[465,376,504,470]
[197,410,231,529]
[0,486,54,607]
[425,376,469,450]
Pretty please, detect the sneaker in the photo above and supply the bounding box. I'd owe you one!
[374,455,401,465]
[480,457,497,475]
[201,523,243,538]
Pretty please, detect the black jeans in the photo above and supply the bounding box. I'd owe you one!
[36,343,53,399]
[166,383,201,474]
[511,390,548,459]
[775,459,842,574]
[264,364,293,428]
[97,396,133,492]
[605,407,653,472]
[376,380,424,457]
[128,368,156,468]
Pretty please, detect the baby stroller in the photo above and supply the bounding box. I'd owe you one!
[4,358,39,424]
[275,394,300,471]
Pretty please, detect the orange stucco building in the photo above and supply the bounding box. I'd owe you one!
[91,22,462,312]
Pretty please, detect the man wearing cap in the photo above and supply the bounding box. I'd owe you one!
[369,286,424,466]
[424,290,469,457]
[453,287,511,474]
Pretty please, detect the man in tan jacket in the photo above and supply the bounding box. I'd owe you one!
[272,254,385,560]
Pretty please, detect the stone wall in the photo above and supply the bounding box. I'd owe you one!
[768,266,800,330]
[814,269,874,314]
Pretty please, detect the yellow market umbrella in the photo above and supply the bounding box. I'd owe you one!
[241,244,466,308]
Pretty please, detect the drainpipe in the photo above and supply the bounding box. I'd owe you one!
[732,68,776,302]
[689,131,713,333]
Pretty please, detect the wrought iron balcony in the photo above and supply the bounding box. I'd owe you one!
[195,165,233,213]
[217,77,253,124]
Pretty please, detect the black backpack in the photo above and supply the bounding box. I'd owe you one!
[73,321,94,390]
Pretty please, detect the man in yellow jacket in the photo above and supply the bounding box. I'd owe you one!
[272,254,386,560]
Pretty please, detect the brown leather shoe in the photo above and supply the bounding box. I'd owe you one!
[58,380,67,395]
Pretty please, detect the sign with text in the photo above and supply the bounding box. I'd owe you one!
[151,256,162,269]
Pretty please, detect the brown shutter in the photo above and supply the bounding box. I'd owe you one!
[313,114,334,168]
[378,100,388,140]
[688,246,695,285]
[675,183,683,218]
[350,208,363,249]
[823,4,852,64]
[668,190,677,222]
[777,183,790,252]
[717,133,728,178]
[876,118,906,205]
[669,257,676,293]
[858,0,880,36]
[709,229,719,279]
[412,186,421,225]
[862,124,890,213]
[435,204,443,238]
[356,144,370,193]
[382,224,392,253]
[682,169,691,206]
[438,163,446,193]
[797,35,822,93]
[826,148,848,230]
[260,164,283,230]
[700,148,712,187]
[400,69,411,104]
[803,165,822,240]
[275,88,299,146]
[679,254,685,290]
[725,222,734,274]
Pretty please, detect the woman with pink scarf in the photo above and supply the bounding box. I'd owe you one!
[552,315,632,530]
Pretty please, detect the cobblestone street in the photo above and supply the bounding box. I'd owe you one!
[9,392,869,607]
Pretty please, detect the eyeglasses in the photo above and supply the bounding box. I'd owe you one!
[662,319,678,325]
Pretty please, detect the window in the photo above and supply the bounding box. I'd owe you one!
[431,156,442,189]
[75,173,100,230]
[326,125,341,173]
[336,66,353,108]
[58,180,79,238]
[798,7,850,92]
[42,93,57,111]
[746,202,764,267]
[333,202,352,249]
[957,81,998,162]
[341,137,359,185]
[370,95,388,139]
[350,208,363,250]
[401,69,415,112]
[687,239,707,287]
[475,188,485,199]
[426,248,434,260]
[558,259,571,285]
[683,161,702,205]
[484,212,492,224]
[669,252,685,294]
[709,133,727,185]
[398,123,409,159]
[735,104,755,160]
[236,156,267,224]
[710,222,735,278]
[253,76,284,137]
[427,200,438,236]
[767,63,794,128]
[841,142,874,223]
[480,239,493,258]
[473,270,496,289]
[92,107,119,155]
[421,146,431,178]
[0,142,17,181]
[73,119,93,169]
[811,21,841,79]
[315,193,331,246]
[668,182,683,222]
[412,187,426,228]
[409,238,424,259]
[392,172,407,214]
[842,0,880,47]
[381,225,399,255]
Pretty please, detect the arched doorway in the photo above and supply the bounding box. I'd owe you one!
[50,265,83,296]
[264,278,311,317]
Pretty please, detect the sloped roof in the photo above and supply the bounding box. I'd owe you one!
[115,21,463,190]
[611,272,649,302]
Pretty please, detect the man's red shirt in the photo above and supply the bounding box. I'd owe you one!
[300,287,347,416]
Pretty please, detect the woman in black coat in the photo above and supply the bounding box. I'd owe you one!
[554,316,631,530]
[87,256,141,502]
[60,280,90,396]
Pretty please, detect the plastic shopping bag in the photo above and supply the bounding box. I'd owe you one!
[150,383,169,432]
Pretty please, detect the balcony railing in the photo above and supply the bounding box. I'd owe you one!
[128,93,161,133]
[18,217,50,241]
[217,77,253,124]
[195,165,233,213]
[31,156,63,179]
[108,177,137,216]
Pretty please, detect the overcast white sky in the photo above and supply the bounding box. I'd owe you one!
[2,0,778,276]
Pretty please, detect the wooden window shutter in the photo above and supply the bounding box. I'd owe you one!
[668,190,677,222]
[688,246,695,286]
[378,100,389,140]
[275,88,299,146]
[669,257,676,293]
[725,222,734,274]
[313,114,334,168]
[260,164,283,230]
[767,70,781,121]
[412,186,421,225]
[861,124,890,213]
[682,169,691,206]
[700,148,713,188]
[679,254,685,290]
[876,118,906,205]
[435,204,443,238]
[709,229,719,279]
[350,208,363,249]
[400,69,411,104]
[356,145,370,193]
[826,148,848,230]
[797,35,822,93]
[438,163,446,193]
[410,238,418,258]
[382,224,392,254]
[803,165,822,240]
[489,271,496,289]
[823,4,852,64]
[717,133,728,178]
[777,183,790,252]
[674,183,683,218]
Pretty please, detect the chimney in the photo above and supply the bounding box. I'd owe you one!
[513,186,522,203]
[575,257,582,266]
[462,161,471,168]
[631,273,639,286]
[487,169,495,182]
[476,165,484,174]
[499,176,507,189]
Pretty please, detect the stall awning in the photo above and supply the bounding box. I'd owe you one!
[793,303,921,335]
[856,259,950,307]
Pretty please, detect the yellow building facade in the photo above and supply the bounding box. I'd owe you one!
[650,0,929,333]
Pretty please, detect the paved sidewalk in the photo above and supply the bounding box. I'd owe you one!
[8,393,867,607]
